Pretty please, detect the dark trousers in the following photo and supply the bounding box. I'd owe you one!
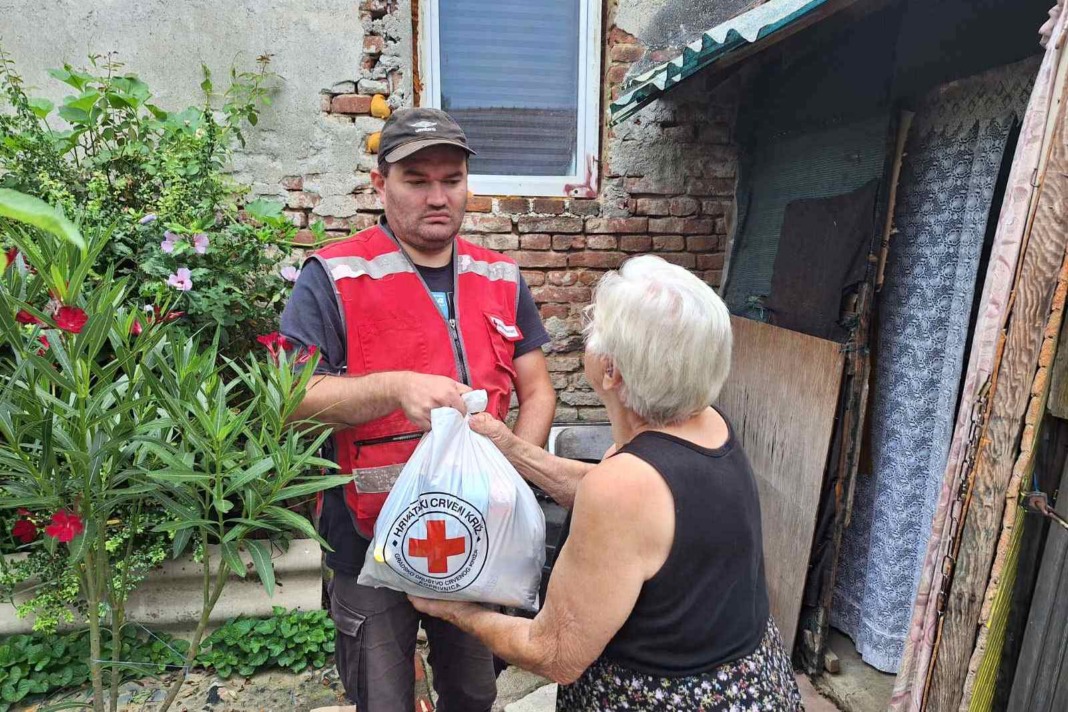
[329,571,497,712]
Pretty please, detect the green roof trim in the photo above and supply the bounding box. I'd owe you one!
[609,0,832,125]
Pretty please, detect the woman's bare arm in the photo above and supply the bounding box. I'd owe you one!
[409,454,673,683]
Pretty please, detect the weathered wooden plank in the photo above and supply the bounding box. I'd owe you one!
[716,316,844,652]
[1047,303,1068,417]
[926,94,1068,711]
[963,245,1068,710]
[1007,456,1068,712]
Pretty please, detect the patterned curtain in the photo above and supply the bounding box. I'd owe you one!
[832,60,1037,673]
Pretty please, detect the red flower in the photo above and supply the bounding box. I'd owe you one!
[3,247,16,270]
[12,518,36,544]
[17,508,31,517]
[130,307,184,336]
[36,335,50,356]
[16,309,43,325]
[43,510,84,543]
[54,306,88,334]
[158,309,185,323]
[256,332,292,361]
[295,345,319,366]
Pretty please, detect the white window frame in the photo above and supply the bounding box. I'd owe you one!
[419,0,602,197]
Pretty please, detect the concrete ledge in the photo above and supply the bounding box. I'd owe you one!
[1,539,323,637]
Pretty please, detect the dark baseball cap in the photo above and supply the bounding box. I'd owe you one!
[378,107,476,163]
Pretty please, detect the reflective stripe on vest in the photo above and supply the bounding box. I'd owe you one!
[457,254,519,284]
[324,252,414,281]
[351,464,405,494]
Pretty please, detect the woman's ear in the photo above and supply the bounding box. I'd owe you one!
[601,357,622,392]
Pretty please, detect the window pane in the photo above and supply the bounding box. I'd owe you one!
[439,0,581,177]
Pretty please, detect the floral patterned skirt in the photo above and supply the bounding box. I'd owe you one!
[556,619,803,711]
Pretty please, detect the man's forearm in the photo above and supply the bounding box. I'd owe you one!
[512,388,555,447]
[292,372,401,428]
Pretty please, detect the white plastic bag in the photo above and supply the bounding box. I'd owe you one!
[357,390,546,611]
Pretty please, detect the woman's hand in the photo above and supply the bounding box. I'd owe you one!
[408,595,481,625]
[469,412,519,456]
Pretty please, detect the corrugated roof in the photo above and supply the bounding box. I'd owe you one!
[609,0,833,124]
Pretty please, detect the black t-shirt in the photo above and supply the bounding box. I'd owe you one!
[280,229,549,575]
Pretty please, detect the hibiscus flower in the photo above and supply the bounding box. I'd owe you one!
[43,510,84,543]
[160,231,179,254]
[167,267,193,292]
[280,265,301,283]
[193,233,209,254]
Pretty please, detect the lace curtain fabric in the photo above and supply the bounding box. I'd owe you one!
[831,60,1036,673]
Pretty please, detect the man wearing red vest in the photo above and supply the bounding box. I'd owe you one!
[280,108,556,711]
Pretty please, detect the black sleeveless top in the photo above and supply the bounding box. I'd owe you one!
[599,422,770,677]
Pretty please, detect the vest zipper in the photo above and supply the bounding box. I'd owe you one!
[380,228,472,386]
[448,317,470,385]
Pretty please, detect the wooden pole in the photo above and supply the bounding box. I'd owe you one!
[875,110,914,292]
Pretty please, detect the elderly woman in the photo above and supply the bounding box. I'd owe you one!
[410,256,802,711]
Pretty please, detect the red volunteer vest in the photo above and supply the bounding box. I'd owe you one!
[310,225,522,537]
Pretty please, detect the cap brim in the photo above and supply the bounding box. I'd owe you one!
[383,138,477,163]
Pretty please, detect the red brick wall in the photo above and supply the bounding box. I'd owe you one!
[280,2,739,422]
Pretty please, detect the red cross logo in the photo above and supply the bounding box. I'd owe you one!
[408,520,466,574]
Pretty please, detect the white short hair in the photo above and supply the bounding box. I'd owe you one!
[585,255,733,426]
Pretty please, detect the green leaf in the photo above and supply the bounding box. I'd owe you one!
[220,541,247,578]
[27,97,54,119]
[244,540,275,597]
[275,476,354,502]
[243,198,284,222]
[173,527,194,559]
[263,506,319,541]
[56,105,89,124]
[65,90,101,113]
[0,189,85,249]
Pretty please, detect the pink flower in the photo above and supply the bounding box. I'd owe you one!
[43,511,84,543]
[160,231,178,254]
[16,309,43,326]
[12,518,36,544]
[193,233,209,255]
[167,267,193,292]
[280,265,301,282]
[54,306,88,334]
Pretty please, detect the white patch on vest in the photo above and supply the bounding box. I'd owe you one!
[490,316,520,340]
